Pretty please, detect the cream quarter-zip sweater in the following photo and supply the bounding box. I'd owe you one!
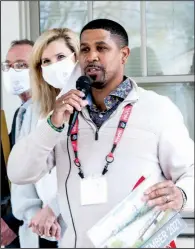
[7,78,194,248]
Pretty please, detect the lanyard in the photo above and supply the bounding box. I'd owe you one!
[70,104,133,179]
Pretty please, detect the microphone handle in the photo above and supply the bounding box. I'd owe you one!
[67,91,88,136]
[67,111,79,136]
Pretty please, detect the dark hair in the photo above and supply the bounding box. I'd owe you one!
[10,39,34,48]
[80,19,128,47]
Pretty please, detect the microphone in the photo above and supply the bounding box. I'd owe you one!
[67,75,92,136]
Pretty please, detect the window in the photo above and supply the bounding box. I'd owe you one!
[31,1,194,140]
[143,82,194,139]
[39,1,88,35]
[146,1,194,76]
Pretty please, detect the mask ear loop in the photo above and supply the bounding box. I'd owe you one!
[70,52,77,63]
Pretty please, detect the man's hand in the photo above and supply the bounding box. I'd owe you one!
[51,89,88,127]
[142,180,184,211]
[49,220,61,240]
[1,218,17,247]
[29,205,60,240]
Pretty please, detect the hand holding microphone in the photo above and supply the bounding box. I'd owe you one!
[51,76,92,133]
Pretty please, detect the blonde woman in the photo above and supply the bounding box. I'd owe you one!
[11,28,81,248]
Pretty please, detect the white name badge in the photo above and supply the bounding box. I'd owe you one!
[80,175,107,206]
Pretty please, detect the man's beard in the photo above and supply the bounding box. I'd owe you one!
[86,73,106,90]
[91,81,106,89]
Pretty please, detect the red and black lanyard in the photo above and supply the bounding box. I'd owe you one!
[70,104,133,179]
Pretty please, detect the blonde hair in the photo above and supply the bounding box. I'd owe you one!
[30,28,80,117]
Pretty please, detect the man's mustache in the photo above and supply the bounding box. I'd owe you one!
[84,63,105,72]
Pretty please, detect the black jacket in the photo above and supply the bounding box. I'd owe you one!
[9,108,20,149]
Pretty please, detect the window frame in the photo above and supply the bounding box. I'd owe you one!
[26,0,194,85]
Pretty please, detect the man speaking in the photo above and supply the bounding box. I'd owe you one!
[8,19,194,248]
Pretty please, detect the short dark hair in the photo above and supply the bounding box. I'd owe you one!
[10,39,34,48]
[80,19,128,47]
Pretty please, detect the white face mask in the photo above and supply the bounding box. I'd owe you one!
[41,53,76,89]
[2,68,30,95]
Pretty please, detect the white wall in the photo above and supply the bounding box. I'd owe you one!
[1,1,22,132]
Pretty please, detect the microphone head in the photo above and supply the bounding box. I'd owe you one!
[76,76,92,96]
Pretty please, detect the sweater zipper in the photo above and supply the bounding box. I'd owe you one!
[95,129,99,141]
[81,100,133,141]
[81,114,99,140]
[81,110,118,141]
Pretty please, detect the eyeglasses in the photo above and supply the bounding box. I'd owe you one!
[1,61,29,72]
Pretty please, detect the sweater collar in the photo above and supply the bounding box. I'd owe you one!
[82,77,139,119]
[123,77,139,104]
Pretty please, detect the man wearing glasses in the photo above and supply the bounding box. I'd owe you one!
[2,39,34,147]
[1,39,34,248]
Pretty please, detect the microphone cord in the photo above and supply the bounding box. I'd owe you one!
[65,135,77,248]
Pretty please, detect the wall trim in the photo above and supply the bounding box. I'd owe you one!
[18,1,31,39]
